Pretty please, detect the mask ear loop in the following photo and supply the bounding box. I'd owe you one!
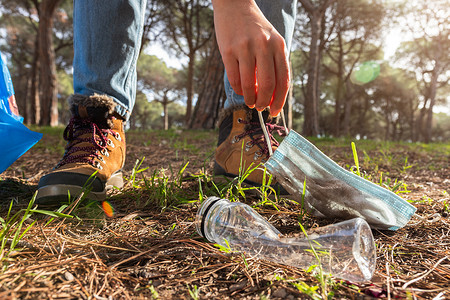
[257,108,290,158]
[280,108,289,135]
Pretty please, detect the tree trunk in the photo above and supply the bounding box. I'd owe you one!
[287,59,294,130]
[424,65,439,143]
[30,34,41,124]
[38,0,60,126]
[384,97,390,141]
[342,93,353,136]
[334,83,342,136]
[14,63,28,123]
[408,97,416,142]
[190,36,225,129]
[129,115,136,130]
[333,31,344,137]
[356,96,370,138]
[302,10,321,137]
[185,52,195,125]
[163,95,169,130]
[392,120,398,141]
[299,0,334,136]
[385,117,390,141]
[416,98,428,142]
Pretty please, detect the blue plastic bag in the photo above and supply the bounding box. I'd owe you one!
[0,53,42,174]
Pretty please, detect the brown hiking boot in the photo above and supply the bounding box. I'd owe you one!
[214,105,287,192]
[36,94,126,205]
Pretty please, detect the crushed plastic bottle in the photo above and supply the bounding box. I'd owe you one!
[196,197,376,282]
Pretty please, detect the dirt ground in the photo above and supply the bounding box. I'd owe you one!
[0,129,449,299]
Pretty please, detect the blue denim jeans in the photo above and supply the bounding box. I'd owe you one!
[73,0,296,119]
[73,0,146,120]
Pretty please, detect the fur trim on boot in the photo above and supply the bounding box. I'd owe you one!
[68,93,116,116]
[68,93,118,128]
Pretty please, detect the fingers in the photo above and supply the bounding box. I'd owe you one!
[222,55,243,95]
[254,35,289,116]
[239,56,257,108]
[227,46,289,116]
[270,48,290,117]
[255,52,275,111]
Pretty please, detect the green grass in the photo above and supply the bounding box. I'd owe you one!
[107,131,448,217]
[122,157,197,211]
[298,222,334,300]
[344,141,413,194]
[0,193,72,265]
[26,126,66,155]
[4,128,449,298]
[187,284,200,300]
[29,125,65,136]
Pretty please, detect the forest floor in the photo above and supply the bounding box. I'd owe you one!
[0,127,449,299]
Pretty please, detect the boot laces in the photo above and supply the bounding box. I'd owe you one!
[236,119,287,159]
[56,117,117,169]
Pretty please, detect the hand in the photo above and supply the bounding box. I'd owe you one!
[213,0,290,117]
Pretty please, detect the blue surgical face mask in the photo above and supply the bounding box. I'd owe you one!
[265,130,416,231]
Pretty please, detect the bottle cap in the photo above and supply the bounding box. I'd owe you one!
[195,196,222,238]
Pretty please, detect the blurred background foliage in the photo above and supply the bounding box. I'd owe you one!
[0,0,448,142]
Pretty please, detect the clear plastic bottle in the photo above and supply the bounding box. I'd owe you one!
[196,197,376,282]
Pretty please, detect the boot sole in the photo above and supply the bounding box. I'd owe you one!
[36,172,124,206]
